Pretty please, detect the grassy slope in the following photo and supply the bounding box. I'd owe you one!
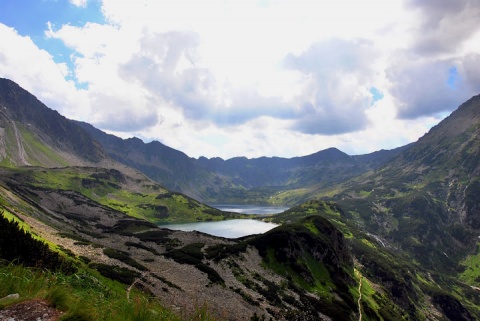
[0,122,71,167]
[264,200,480,320]
[3,166,252,223]
[0,209,217,321]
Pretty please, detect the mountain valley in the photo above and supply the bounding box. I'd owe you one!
[1,77,480,320]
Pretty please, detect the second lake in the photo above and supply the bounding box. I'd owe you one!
[158,204,288,238]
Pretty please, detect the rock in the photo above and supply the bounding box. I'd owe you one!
[0,293,19,301]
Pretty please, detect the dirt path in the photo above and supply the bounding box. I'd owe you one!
[357,275,363,321]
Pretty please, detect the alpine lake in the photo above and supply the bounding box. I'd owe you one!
[158,204,288,238]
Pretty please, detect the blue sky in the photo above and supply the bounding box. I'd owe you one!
[0,0,104,84]
[1,0,479,159]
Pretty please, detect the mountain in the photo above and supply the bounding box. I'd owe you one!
[76,121,232,201]
[0,78,106,166]
[0,78,248,224]
[315,94,480,273]
[2,171,477,320]
[1,77,479,319]
[78,118,409,204]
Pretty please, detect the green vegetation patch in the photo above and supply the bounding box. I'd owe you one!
[459,243,480,285]
[247,216,357,319]
[109,219,158,234]
[164,243,224,285]
[0,209,75,274]
[125,241,160,255]
[91,263,141,285]
[103,248,147,271]
[17,167,250,223]
[269,200,344,224]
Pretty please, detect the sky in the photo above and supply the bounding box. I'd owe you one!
[1,0,480,159]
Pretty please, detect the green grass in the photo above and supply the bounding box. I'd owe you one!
[19,167,251,223]
[0,263,217,321]
[459,243,480,285]
[0,206,61,252]
[1,207,31,232]
[0,126,19,167]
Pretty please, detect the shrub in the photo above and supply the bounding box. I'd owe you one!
[0,209,75,274]
[103,248,147,271]
[91,263,140,285]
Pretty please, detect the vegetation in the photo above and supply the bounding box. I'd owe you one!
[103,248,148,271]
[2,166,252,223]
[0,208,74,274]
[0,207,218,321]
[164,243,225,285]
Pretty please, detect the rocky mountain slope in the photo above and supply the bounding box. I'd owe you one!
[0,77,409,205]
[2,170,478,320]
[0,78,106,167]
[313,94,480,275]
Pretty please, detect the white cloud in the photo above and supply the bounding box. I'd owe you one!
[1,0,480,159]
[70,0,88,8]
[0,24,89,119]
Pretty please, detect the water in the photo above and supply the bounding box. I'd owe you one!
[158,204,288,238]
[209,204,289,215]
[160,219,278,238]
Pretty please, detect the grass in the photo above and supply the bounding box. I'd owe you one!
[16,167,251,223]
[1,207,31,232]
[0,262,218,321]
[0,203,219,321]
[459,243,480,285]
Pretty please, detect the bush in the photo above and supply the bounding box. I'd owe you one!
[0,209,75,274]
[164,243,224,285]
[91,263,140,285]
[103,248,147,271]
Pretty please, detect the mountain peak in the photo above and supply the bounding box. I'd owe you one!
[0,78,106,165]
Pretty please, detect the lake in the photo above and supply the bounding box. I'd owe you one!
[158,204,288,238]
[210,204,289,215]
[159,219,279,238]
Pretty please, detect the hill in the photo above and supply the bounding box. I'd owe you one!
[310,94,480,275]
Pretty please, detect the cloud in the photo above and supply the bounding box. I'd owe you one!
[387,55,460,118]
[406,0,480,55]
[387,51,480,120]
[89,92,159,131]
[283,39,377,135]
[459,54,480,92]
[2,0,479,160]
[119,31,295,127]
[69,0,88,8]
[0,23,87,119]
[386,0,480,120]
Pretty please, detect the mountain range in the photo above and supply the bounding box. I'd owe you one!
[77,107,411,204]
[0,77,479,320]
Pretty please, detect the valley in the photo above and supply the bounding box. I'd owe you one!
[1,77,480,320]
